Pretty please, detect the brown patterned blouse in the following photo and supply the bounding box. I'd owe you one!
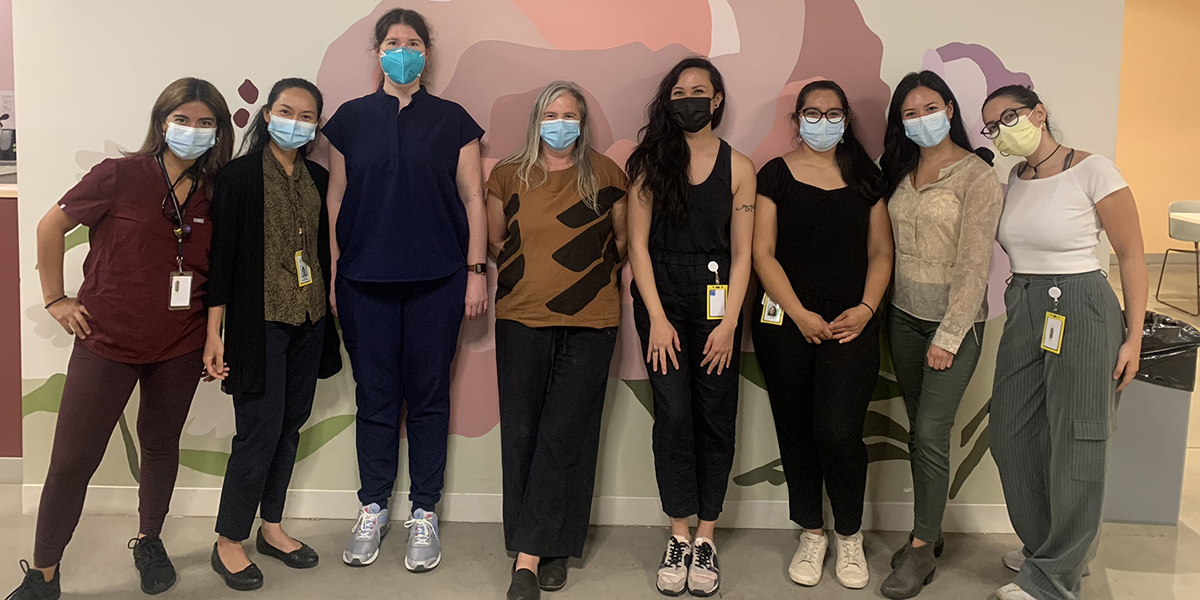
[262,150,326,324]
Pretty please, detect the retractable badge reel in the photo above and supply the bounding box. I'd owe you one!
[706,261,728,320]
[1040,285,1065,354]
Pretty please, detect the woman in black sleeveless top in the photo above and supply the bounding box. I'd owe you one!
[626,57,757,597]
[750,81,892,592]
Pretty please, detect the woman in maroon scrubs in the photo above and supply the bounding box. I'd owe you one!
[8,77,233,600]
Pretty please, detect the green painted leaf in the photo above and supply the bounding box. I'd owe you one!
[178,449,230,477]
[733,458,785,487]
[623,379,653,418]
[64,225,89,253]
[22,374,66,416]
[867,440,910,463]
[950,425,990,499]
[295,414,356,462]
[117,413,140,483]
[740,352,766,389]
[960,400,990,447]
[871,373,903,402]
[863,410,909,445]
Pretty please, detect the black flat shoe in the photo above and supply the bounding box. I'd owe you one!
[256,528,319,569]
[129,536,176,595]
[537,557,567,591]
[507,568,540,600]
[211,544,264,591]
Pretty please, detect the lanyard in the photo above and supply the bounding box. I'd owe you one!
[157,154,199,270]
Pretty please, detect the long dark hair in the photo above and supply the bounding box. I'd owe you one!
[880,71,993,199]
[794,80,885,200]
[625,57,727,224]
[240,78,325,158]
[984,84,1054,137]
[128,77,234,185]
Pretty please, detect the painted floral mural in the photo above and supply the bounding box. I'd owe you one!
[21,0,1033,504]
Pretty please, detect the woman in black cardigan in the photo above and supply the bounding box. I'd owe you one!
[203,78,342,591]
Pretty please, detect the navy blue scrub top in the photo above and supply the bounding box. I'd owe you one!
[323,86,485,282]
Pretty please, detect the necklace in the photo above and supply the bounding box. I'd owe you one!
[1022,144,1062,180]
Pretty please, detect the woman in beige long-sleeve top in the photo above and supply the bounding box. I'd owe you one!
[876,71,1004,600]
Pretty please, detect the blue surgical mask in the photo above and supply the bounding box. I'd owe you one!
[903,110,951,148]
[380,47,426,85]
[267,115,318,151]
[798,118,845,152]
[539,119,581,152]
[164,123,217,160]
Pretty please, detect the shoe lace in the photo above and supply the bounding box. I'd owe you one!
[128,537,170,571]
[694,542,715,571]
[352,510,379,541]
[838,536,864,570]
[663,538,688,568]
[404,515,437,548]
[799,538,822,564]
[7,560,37,600]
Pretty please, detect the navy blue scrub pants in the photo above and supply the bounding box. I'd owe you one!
[337,271,467,514]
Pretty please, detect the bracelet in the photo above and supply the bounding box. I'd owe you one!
[859,301,875,316]
[44,295,68,310]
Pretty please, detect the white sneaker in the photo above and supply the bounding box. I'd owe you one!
[990,582,1037,600]
[833,531,869,589]
[656,535,691,596]
[1003,549,1026,572]
[788,531,827,586]
[688,537,720,597]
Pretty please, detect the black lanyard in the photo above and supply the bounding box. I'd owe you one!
[157,154,199,270]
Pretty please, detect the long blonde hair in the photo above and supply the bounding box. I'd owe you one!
[496,81,601,211]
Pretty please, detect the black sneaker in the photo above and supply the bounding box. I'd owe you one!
[129,536,177,595]
[6,560,60,600]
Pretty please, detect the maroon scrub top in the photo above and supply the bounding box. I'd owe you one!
[57,154,212,364]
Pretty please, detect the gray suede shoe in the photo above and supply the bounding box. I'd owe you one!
[881,543,936,600]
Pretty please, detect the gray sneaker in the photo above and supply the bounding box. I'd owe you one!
[343,503,389,567]
[404,508,441,572]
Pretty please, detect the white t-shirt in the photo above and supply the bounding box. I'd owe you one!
[997,154,1129,275]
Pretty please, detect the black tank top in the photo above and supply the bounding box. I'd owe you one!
[648,140,733,256]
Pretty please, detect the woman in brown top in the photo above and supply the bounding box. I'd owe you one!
[10,78,232,600]
[203,79,341,591]
[485,80,628,600]
[877,71,1003,599]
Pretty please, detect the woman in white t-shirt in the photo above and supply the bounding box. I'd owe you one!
[980,85,1148,600]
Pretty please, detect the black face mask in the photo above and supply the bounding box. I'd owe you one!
[669,97,714,133]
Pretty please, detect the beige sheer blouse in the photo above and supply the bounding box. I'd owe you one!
[887,154,1003,354]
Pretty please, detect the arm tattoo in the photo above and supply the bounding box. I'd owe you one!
[736,204,755,213]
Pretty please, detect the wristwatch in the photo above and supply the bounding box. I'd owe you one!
[468,263,487,274]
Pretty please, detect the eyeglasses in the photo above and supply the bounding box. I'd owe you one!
[799,108,846,124]
[980,107,1032,139]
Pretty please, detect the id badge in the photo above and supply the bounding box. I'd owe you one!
[760,292,784,325]
[169,271,193,311]
[706,285,728,320]
[1041,312,1065,354]
[295,250,313,287]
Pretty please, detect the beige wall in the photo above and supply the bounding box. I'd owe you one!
[1117,0,1200,254]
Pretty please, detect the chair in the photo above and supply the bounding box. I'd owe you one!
[1155,200,1200,316]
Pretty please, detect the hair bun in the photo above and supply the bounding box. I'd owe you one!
[973,146,995,166]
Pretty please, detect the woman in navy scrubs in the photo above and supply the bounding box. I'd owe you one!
[321,8,488,572]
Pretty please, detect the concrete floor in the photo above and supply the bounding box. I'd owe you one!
[0,449,1196,599]
[3,260,1197,600]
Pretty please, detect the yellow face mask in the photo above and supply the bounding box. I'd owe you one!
[993,114,1042,157]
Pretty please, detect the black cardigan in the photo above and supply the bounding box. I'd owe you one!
[205,151,342,395]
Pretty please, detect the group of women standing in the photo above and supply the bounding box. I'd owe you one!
[8,6,1145,600]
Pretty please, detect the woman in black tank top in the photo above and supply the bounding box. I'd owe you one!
[625,57,757,597]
